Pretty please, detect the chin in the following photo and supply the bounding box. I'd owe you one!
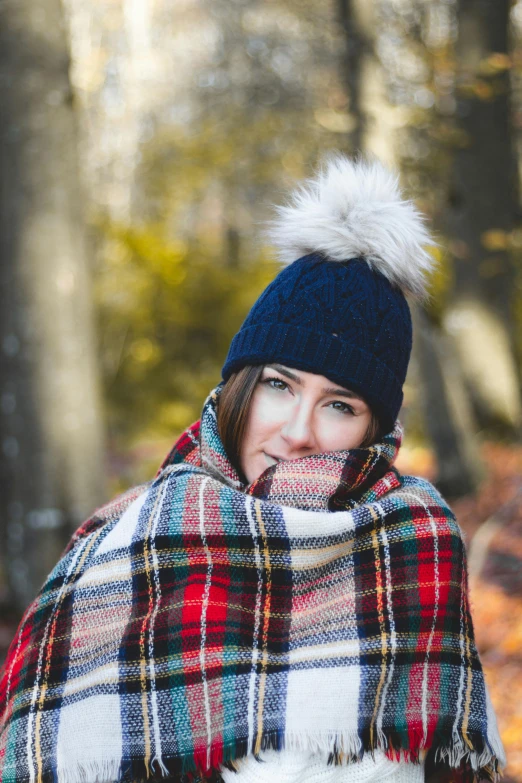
[242,457,265,484]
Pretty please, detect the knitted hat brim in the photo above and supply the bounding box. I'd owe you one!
[222,323,403,434]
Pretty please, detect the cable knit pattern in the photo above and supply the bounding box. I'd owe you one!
[222,255,412,434]
[221,750,424,783]
[221,155,435,433]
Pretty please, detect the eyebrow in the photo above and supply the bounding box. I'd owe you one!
[266,364,364,401]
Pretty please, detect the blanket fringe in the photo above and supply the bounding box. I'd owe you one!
[211,728,502,781]
[33,729,503,783]
[224,728,503,782]
[434,729,505,782]
[151,755,170,777]
[55,759,122,783]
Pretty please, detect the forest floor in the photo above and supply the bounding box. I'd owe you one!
[0,441,521,779]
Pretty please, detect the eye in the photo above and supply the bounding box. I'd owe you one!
[329,400,355,415]
[262,376,289,391]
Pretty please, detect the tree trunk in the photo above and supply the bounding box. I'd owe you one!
[337,0,367,154]
[443,0,521,434]
[413,308,482,498]
[0,0,106,612]
[337,0,483,496]
[337,0,399,166]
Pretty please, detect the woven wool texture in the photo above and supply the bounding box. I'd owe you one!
[0,388,505,783]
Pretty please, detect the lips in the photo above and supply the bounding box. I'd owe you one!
[263,453,284,467]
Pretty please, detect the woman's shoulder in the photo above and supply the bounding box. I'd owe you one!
[396,471,451,503]
[386,470,462,534]
[64,480,152,553]
[373,473,469,568]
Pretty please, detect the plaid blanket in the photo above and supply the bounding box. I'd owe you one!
[0,387,505,783]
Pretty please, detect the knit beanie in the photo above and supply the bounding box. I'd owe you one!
[222,156,434,434]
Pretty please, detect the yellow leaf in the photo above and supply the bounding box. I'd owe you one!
[481,230,509,251]
[129,338,161,365]
[314,109,356,133]
[480,53,512,74]
[473,80,494,100]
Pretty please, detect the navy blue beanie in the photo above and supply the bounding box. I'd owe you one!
[222,156,434,434]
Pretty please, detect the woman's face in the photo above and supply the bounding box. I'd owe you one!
[240,364,373,484]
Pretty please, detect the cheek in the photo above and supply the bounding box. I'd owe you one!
[242,390,285,452]
[251,390,286,425]
[317,412,372,451]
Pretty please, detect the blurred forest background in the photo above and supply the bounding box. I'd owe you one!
[1,0,522,776]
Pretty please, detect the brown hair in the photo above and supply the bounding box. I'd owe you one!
[217,365,381,480]
[217,366,265,478]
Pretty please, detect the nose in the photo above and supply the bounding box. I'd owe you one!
[280,401,316,452]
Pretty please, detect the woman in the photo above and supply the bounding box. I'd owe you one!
[0,157,505,783]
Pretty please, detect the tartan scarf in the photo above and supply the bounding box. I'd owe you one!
[0,387,505,783]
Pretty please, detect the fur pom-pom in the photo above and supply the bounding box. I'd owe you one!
[268,155,435,298]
